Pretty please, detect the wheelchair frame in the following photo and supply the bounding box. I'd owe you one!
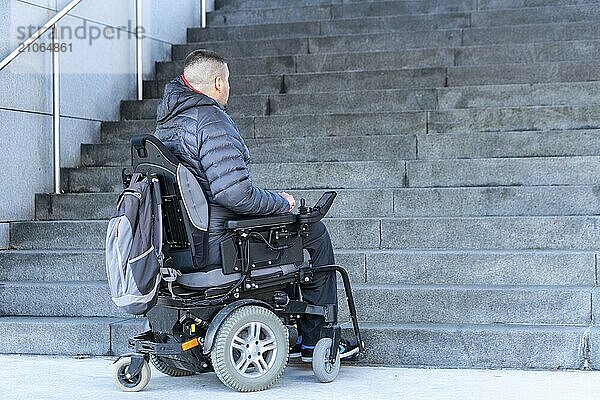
[113,135,365,391]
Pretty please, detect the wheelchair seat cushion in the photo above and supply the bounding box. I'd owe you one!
[177,263,300,290]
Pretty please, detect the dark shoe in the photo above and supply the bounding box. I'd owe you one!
[338,339,360,360]
[289,342,302,359]
[301,346,314,363]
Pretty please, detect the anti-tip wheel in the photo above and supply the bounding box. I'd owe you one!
[113,357,151,392]
[312,338,340,383]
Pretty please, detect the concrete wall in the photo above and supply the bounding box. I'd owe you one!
[0,0,201,247]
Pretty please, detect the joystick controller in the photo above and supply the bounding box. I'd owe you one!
[298,198,308,215]
[296,192,337,224]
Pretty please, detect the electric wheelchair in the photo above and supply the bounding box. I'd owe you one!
[111,135,365,392]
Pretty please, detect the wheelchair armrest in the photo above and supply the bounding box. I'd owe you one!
[224,213,296,230]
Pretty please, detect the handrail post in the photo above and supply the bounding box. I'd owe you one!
[201,0,206,28]
[51,24,61,194]
[136,0,143,101]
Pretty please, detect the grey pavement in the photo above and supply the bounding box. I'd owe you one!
[2,355,600,400]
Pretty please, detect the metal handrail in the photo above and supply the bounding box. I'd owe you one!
[0,0,207,194]
[0,0,83,71]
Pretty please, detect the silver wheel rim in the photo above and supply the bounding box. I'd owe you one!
[230,321,278,378]
[323,348,335,374]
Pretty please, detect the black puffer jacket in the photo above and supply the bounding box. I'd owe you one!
[154,76,289,266]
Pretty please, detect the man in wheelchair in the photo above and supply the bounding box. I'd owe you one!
[110,50,363,392]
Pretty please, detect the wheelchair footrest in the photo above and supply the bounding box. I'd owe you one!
[129,332,185,356]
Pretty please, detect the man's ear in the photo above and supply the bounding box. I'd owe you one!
[214,76,224,93]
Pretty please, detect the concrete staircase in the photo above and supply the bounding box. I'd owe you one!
[3,0,600,368]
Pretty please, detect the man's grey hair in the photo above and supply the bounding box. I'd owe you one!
[183,49,227,89]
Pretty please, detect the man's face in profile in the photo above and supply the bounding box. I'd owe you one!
[217,64,230,108]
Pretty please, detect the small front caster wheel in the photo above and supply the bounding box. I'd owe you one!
[113,357,151,392]
[312,338,340,383]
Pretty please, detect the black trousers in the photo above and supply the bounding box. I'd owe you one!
[298,221,338,346]
[200,221,337,346]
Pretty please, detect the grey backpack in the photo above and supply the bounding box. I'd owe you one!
[105,173,163,315]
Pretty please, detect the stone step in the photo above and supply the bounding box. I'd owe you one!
[144,75,281,98]
[380,216,600,250]
[100,120,157,143]
[62,156,600,193]
[438,81,600,110]
[9,220,110,250]
[392,185,600,217]
[10,216,600,251]
[173,38,310,60]
[428,105,600,133]
[9,218,382,250]
[463,21,600,46]
[172,30,461,59]
[204,13,470,39]
[158,48,455,77]
[83,135,417,166]
[456,39,600,66]
[217,0,346,10]
[101,118,253,144]
[0,248,362,284]
[342,285,592,325]
[35,192,119,220]
[0,282,126,318]
[122,89,437,120]
[0,246,594,286]
[339,249,596,286]
[121,95,268,120]
[419,129,600,159]
[110,112,427,141]
[447,61,600,86]
[208,2,600,27]
[160,55,600,87]
[216,0,475,12]
[478,0,600,10]
[208,5,471,27]
[357,322,588,368]
[215,0,600,11]
[149,67,447,97]
[472,4,600,27]
[0,316,145,356]
[407,156,600,187]
[0,250,106,281]
[62,161,405,193]
[34,185,600,222]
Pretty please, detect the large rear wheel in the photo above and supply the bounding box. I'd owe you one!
[211,305,288,392]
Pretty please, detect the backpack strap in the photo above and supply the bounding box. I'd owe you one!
[160,267,181,299]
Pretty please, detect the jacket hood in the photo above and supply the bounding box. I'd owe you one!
[156,76,221,124]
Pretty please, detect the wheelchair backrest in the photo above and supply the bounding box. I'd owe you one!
[127,135,208,273]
